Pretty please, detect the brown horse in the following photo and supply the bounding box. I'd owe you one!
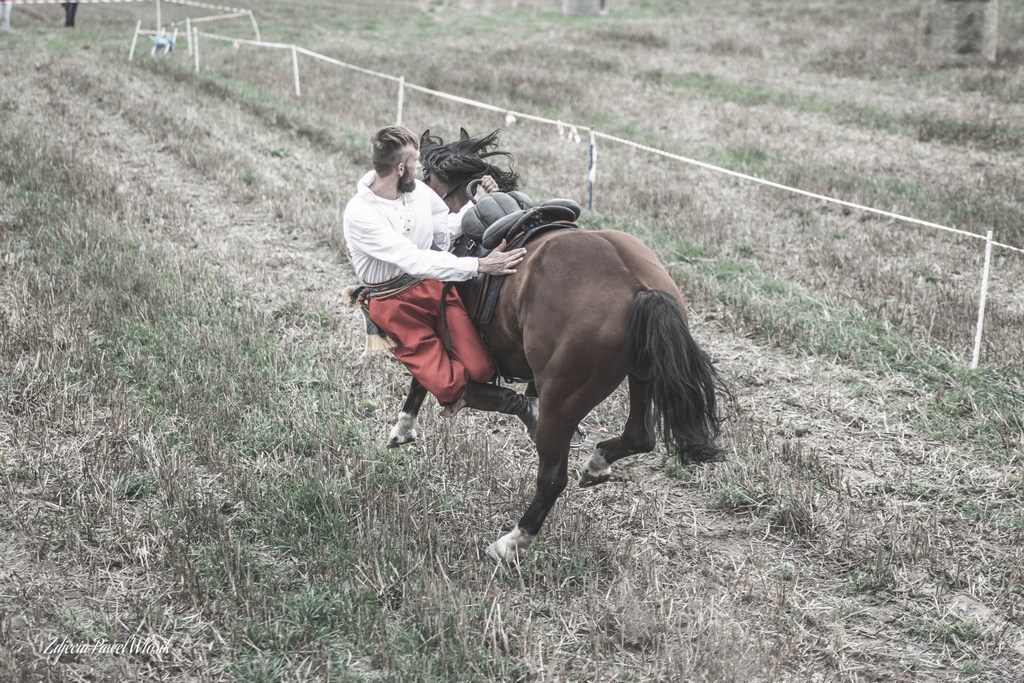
[386,128,723,562]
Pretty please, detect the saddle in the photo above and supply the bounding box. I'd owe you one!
[461,192,582,250]
[452,191,581,326]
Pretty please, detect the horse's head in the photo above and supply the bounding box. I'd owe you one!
[419,128,520,212]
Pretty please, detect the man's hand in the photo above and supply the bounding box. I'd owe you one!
[475,174,499,198]
[477,240,526,275]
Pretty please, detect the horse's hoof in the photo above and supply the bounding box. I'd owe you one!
[388,413,418,448]
[487,528,533,563]
[386,433,416,448]
[578,470,610,487]
[486,542,511,563]
[487,540,522,564]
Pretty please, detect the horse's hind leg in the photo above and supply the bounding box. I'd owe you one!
[579,374,656,487]
[387,377,428,448]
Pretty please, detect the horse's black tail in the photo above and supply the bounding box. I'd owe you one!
[629,290,722,463]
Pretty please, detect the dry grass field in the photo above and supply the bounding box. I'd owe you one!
[2,0,1023,681]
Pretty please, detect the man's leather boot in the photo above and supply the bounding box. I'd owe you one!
[461,382,538,439]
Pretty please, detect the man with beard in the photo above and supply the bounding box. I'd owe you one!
[342,125,537,432]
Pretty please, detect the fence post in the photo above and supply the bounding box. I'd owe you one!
[396,76,405,126]
[193,27,201,75]
[971,230,995,369]
[185,17,192,55]
[156,0,162,32]
[128,20,142,62]
[248,10,262,41]
[587,129,597,212]
[292,45,301,97]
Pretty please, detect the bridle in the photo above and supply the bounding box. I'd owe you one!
[422,168,475,202]
[441,180,468,201]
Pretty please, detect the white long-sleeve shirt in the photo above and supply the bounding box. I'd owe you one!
[342,171,479,285]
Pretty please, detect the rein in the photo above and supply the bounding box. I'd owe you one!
[440,178,481,202]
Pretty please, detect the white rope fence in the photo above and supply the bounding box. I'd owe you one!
[9,0,249,7]
[10,1,152,4]
[127,8,1021,369]
[123,0,257,60]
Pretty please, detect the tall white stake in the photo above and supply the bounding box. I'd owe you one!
[292,45,301,97]
[396,76,405,126]
[587,128,597,211]
[193,26,200,74]
[247,10,261,41]
[128,20,141,62]
[971,230,994,369]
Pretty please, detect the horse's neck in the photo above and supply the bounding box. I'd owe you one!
[447,196,470,215]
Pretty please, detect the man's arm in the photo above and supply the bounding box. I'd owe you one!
[346,212,478,282]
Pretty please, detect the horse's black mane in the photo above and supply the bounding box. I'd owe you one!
[420,129,521,192]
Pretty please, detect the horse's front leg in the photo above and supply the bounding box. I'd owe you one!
[487,413,576,562]
[387,377,428,448]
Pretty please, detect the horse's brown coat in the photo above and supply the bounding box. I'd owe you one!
[402,130,722,561]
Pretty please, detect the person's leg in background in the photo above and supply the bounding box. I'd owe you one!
[63,2,78,28]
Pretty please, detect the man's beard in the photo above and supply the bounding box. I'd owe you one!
[397,167,416,194]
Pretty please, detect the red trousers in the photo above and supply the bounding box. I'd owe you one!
[368,280,495,405]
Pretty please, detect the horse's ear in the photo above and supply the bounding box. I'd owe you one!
[459,127,470,141]
[420,129,431,147]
